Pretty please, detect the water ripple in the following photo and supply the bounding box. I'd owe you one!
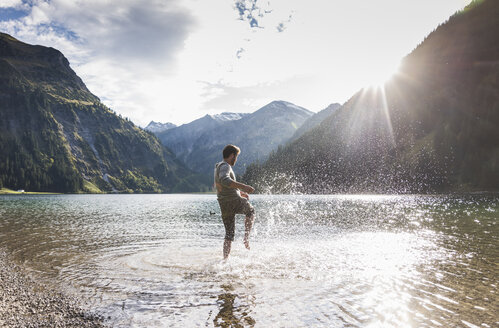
[0,193,497,327]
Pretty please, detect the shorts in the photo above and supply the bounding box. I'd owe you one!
[218,197,255,241]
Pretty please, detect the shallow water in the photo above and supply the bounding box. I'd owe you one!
[0,194,497,327]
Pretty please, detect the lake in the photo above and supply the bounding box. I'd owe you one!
[0,194,497,327]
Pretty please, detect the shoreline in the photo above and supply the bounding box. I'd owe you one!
[0,250,106,327]
[1,186,497,196]
[0,188,62,195]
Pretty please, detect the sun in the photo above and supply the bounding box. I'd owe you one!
[362,60,401,89]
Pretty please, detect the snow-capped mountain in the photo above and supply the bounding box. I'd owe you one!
[210,112,249,122]
[144,121,177,133]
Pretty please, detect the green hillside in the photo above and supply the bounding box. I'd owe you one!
[0,32,202,193]
[243,0,499,193]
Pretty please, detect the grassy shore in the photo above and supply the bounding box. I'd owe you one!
[0,188,61,195]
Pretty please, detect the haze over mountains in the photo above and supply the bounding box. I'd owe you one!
[0,32,201,193]
[152,101,313,182]
[244,0,499,193]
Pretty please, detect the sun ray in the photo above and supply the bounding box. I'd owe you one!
[380,84,396,148]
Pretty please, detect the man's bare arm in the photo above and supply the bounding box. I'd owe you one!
[228,181,255,194]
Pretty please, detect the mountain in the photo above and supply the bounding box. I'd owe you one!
[155,112,249,164]
[288,103,341,142]
[210,112,249,122]
[243,0,499,193]
[0,32,202,193]
[144,121,177,134]
[155,101,313,180]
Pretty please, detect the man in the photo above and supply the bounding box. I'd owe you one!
[214,144,255,259]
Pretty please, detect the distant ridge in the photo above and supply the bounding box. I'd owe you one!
[153,101,313,182]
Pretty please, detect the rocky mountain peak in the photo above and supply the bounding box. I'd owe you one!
[209,112,249,122]
[256,100,313,117]
[145,121,177,133]
[0,32,91,98]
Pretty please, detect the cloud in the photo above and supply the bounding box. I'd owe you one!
[276,12,293,32]
[0,0,197,125]
[200,80,268,112]
[236,47,245,59]
[234,0,272,29]
[1,0,195,68]
[199,76,336,114]
[30,0,194,66]
[0,0,23,9]
[276,22,285,32]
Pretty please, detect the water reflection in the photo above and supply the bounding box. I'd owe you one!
[213,284,255,328]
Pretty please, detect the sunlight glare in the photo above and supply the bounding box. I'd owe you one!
[362,59,401,88]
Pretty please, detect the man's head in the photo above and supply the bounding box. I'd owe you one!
[223,144,240,166]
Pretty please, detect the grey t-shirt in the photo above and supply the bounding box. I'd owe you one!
[214,161,240,201]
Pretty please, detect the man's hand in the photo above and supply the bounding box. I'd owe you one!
[229,181,255,194]
[242,185,255,194]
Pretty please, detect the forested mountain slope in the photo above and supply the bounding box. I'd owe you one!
[288,103,341,143]
[0,33,201,193]
[243,0,499,193]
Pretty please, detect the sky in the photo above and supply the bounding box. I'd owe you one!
[0,0,471,126]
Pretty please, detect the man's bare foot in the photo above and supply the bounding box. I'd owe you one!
[244,239,250,250]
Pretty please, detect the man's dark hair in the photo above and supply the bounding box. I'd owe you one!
[223,144,240,159]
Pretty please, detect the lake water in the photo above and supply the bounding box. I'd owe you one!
[0,194,497,327]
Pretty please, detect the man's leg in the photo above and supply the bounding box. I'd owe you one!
[221,211,235,259]
[240,199,255,250]
[243,213,254,250]
[223,239,232,259]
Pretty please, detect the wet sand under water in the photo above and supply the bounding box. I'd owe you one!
[0,249,105,327]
